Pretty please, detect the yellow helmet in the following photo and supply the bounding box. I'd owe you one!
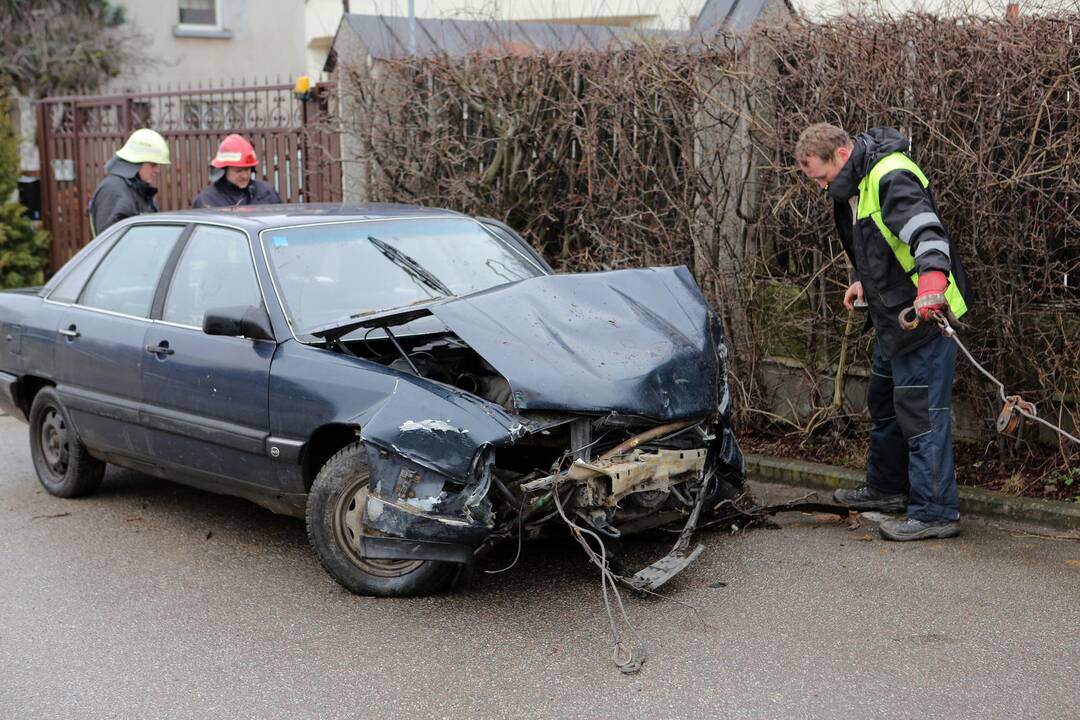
[115,128,171,165]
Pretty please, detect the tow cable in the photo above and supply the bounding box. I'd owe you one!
[569,305,1078,674]
[560,298,1080,675]
[898,305,1080,445]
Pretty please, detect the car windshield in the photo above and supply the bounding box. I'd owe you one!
[262,218,545,334]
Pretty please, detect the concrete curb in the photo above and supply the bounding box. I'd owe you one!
[746,453,1080,531]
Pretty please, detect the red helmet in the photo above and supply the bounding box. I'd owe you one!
[211,134,257,168]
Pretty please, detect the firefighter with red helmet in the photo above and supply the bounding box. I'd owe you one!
[192,134,282,208]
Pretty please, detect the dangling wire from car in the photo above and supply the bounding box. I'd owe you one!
[552,482,647,674]
[484,496,526,575]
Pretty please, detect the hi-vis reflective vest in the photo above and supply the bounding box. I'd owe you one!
[856,152,968,322]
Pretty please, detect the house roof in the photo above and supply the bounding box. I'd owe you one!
[325,4,794,72]
[327,13,672,68]
[690,0,796,38]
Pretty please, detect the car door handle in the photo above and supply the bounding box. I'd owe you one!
[145,343,175,356]
[57,326,80,338]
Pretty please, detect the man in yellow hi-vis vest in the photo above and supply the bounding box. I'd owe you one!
[796,123,973,541]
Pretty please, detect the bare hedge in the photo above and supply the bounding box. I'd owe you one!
[333,13,1080,460]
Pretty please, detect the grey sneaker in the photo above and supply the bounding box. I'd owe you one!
[879,517,961,541]
[833,485,907,513]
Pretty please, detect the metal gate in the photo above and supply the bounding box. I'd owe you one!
[36,82,341,271]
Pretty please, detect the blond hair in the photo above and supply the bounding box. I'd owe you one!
[795,123,851,163]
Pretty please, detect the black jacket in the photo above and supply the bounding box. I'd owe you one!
[192,176,282,209]
[88,157,159,236]
[829,128,971,359]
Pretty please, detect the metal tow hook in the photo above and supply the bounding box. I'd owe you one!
[897,295,955,332]
[897,305,922,331]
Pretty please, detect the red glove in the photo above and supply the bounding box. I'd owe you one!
[914,270,948,320]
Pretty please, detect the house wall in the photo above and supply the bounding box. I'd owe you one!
[14,93,38,174]
[107,0,307,91]
[332,24,372,204]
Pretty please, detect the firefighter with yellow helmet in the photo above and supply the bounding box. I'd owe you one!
[88,128,170,236]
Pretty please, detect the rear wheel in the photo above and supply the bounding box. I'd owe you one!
[28,387,105,498]
[306,441,456,597]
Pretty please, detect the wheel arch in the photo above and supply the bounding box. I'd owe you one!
[18,375,55,418]
[302,423,362,491]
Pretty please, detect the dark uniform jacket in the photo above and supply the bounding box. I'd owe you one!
[192,176,282,209]
[828,128,971,359]
[88,157,159,236]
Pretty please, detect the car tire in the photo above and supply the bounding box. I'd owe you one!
[28,387,106,498]
[306,441,456,597]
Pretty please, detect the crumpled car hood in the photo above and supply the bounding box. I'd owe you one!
[430,266,721,420]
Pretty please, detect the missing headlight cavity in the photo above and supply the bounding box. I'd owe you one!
[333,328,517,411]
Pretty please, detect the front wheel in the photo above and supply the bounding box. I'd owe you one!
[28,387,105,498]
[306,441,456,597]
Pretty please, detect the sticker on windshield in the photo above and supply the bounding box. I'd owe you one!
[271,236,288,248]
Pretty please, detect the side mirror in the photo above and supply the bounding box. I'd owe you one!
[203,305,275,342]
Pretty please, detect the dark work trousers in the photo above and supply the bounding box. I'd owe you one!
[865,333,960,522]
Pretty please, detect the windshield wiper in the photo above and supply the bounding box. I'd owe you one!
[367,235,453,298]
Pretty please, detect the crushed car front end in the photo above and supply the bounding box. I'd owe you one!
[326,266,745,583]
[260,215,744,594]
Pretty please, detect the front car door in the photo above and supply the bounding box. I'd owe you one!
[140,223,278,490]
[50,224,187,461]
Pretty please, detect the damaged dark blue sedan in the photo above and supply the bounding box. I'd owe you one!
[0,205,744,596]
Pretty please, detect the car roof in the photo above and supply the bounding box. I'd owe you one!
[148,203,468,231]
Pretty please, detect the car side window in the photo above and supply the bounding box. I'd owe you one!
[163,225,262,328]
[48,235,117,304]
[78,225,185,317]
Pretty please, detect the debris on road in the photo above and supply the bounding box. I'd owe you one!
[31,511,71,520]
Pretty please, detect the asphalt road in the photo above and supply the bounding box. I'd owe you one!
[1,413,1077,719]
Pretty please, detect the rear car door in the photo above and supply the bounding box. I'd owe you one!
[140,224,278,486]
[51,224,187,460]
